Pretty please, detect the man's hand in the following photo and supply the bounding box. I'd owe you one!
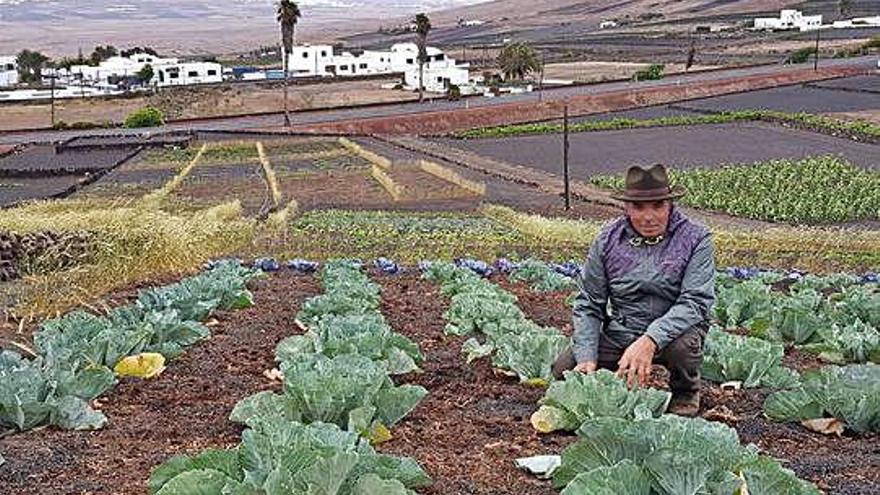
[574,361,597,374]
[617,336,657,388]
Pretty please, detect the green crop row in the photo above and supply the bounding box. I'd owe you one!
[591,155,880,224]
[280,210,539,262]
[0,261,259,436]
[423,261,568,385]
[149,260,432,495]
[454,110,880,140]
[423,262,822,493]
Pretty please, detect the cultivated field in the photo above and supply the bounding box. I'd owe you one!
[0,73,878,495]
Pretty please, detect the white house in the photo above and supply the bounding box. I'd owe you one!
[45,52,222,89]
[0,56,18,88]
[288,44,401,77]
[599,20,618,29]
[153,61,222,87]
[754,10,823,31]
[286,43,470,93]
[288,45,334,77]
[397,44,470,93]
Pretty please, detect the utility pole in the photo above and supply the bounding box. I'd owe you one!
[49,74,56,128]
[539,52,545,102]
[813,28,820,72]
[563,102,571,210]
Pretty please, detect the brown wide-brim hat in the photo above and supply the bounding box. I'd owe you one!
[611,164,686,202]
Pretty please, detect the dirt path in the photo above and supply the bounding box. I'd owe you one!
[0,273,320,495]
[374,273,572,495]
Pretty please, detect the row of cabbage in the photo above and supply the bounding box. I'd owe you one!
[711,271,880,434]
[149,260,432,495]
[422,260,819,494]
[422,260,568,385]
[532,370,822,493]
[0,260,258,443]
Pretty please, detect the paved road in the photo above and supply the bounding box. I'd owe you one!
[0,56,875,145]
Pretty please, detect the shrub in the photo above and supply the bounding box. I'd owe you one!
[123,106,165,128]
[786,46,817,64]
[632,63,664,81]
[447,83,461,101]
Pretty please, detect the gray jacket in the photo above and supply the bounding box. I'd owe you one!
[572,207,715,363]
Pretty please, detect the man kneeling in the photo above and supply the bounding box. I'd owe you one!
[552,164,715,417]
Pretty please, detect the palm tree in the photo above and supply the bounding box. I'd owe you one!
[414,13,432,103]
[277,0,301,126]
[685,38,697,72]
[497,42,542,82]
[838,0,854,20]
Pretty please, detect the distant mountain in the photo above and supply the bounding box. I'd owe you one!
[0,0,493,55]
[0,0,492,22]
[0,0,804,56]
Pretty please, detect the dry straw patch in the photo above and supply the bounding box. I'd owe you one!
[418,160,487,196]
[371,165,403,201]
[257,141,283,210]
[0,198,255,320]
[481,204,880,273]
[339,137,392,170]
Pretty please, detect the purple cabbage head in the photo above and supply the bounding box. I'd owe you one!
[287,259,320,273]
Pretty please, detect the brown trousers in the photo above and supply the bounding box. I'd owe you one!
[551,327,706,396]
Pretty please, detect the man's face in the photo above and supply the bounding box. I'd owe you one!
[624,200,671,238]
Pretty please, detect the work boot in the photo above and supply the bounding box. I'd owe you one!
[668,392,700,417]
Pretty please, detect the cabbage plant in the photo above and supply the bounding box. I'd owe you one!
[276,313,422,375]
[764,364,880,433]
[766,288,826,345]
[830,285,880,328]
[802,320,880,364]
[0,350,113,433]
[713,280,775,330]
[531,370,670,433]
[508,258,576,292]
[231,353,426,439]
[426,262,568,384]
[554,415,820,494]
[149,420,431,495]
[1,261,258,435]
[137,260,258,321]
[702,327,800,388]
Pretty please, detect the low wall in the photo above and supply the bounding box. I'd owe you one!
[284,66,866,136]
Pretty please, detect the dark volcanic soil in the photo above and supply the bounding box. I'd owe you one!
[0,273,321,495]
[374,273,572,495]
[440,121,880,177]
[1,270,877,495]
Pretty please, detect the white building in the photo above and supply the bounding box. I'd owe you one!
[153,61,222,87]
[287,43,470,93]
[599,20,618,29]
[398,44,470,93]
[289,44,402,77]
[0,56,18,88]
[832,16,880,29]
[45,52,222,89]
[754,10,823,31]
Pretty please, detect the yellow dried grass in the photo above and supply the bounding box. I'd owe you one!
[418,160,487,196]
[338,137,393,170]
[371,165,403,202]
[0,198,255,320]
[481,204,880,272]
[257,141,283,209]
